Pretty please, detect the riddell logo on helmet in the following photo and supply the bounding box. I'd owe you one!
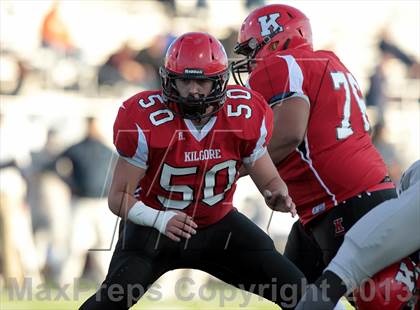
[184,69,204,75]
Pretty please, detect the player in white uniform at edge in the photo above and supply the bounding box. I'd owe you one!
[296,160,420,310]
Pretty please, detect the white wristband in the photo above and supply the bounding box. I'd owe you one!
[127,201,177,235]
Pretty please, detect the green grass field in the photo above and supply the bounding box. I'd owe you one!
[1,288,355,309]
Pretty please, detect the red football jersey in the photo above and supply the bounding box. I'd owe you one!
[113,85,273,227]
[248,48,392,225]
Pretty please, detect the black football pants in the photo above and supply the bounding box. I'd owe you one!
[309,188,398,266]
[79,209,305,310]
[284,188,398,284]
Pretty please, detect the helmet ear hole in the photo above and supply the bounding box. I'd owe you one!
[298,29,304,37]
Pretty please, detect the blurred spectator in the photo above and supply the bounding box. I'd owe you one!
[57,117,116,286]
[41,0,76,56]
[97,43,149,92]
[245,0,266,10]
[366,37,419,125]
[372,123,403,183]
[27,129,71,283]
[196,0,208,9]
[40,0,82,90]
[134,33,175,89]
[157,0,176,16]
[220,28,239,60]
[0,114,42,288]
[158,0,209,17]
[378,39,417,69]
[365,47,391,125]
[0,49,27,96]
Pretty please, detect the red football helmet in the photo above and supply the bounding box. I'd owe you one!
[354,257,420,310]
[160,32,229,120]
[231,4,312,85]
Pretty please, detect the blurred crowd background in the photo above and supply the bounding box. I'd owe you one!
[0,0,419,301]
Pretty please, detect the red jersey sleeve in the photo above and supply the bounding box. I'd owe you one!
[249,54,310,107]
[240,90,274,165]
[113,97,149,169]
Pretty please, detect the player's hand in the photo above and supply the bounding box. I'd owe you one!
[263,190,297,217]
[164,211,198,242]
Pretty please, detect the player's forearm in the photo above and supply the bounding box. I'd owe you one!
[247,153,288,196]
[108,157,146,218]
[260,174,288,197]
[108,190,138,218]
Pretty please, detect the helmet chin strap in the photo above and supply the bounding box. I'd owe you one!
[179,94,209,121]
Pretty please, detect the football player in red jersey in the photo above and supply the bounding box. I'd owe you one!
[80,32,305,310]
[232,2,398,304]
